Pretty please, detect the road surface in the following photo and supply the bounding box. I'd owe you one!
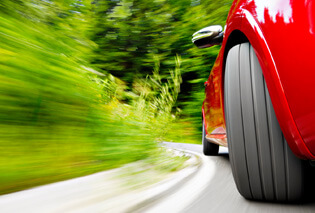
[161,142,315,213]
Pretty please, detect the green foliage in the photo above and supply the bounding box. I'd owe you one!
[168,0,232,133]
[130,55,182,140]
[91,0,232,136]
[91,0,175,81]
[0,0,232,194]
[0,0,181,194]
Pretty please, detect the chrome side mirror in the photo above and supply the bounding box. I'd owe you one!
[192,25,223,48]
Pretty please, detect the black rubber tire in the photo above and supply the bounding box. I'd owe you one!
[224,43,304,201]
[202,119,219,156]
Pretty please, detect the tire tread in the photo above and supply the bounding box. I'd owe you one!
[225,43,304,202]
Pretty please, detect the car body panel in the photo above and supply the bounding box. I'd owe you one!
[203,0,315,159]
[202,0,244,144]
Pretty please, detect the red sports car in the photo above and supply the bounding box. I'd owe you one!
[193,0,315,202]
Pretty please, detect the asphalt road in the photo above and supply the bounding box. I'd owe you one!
[163,142,315,213]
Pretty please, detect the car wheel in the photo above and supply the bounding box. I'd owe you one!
[224,43,304,201]
[202,119,219,156]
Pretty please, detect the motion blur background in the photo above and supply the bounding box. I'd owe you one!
[0,0,231,194]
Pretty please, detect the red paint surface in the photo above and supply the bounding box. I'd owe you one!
[203,0,315,159]
[203,0,244,139]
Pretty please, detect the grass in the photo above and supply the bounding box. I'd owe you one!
[164,119,201,144]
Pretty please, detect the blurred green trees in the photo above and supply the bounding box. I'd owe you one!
[91,0,231,131]
[0,0,231,194]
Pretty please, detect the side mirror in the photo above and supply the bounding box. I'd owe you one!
[192,25,223,48]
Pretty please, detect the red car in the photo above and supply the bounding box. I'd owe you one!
[193,0,315,202]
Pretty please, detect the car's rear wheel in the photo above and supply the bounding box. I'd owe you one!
[224,43,304,201]
[202,119,219,156]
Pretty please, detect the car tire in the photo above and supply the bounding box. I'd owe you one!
[202,119,219,156]
[224,43,304,201]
